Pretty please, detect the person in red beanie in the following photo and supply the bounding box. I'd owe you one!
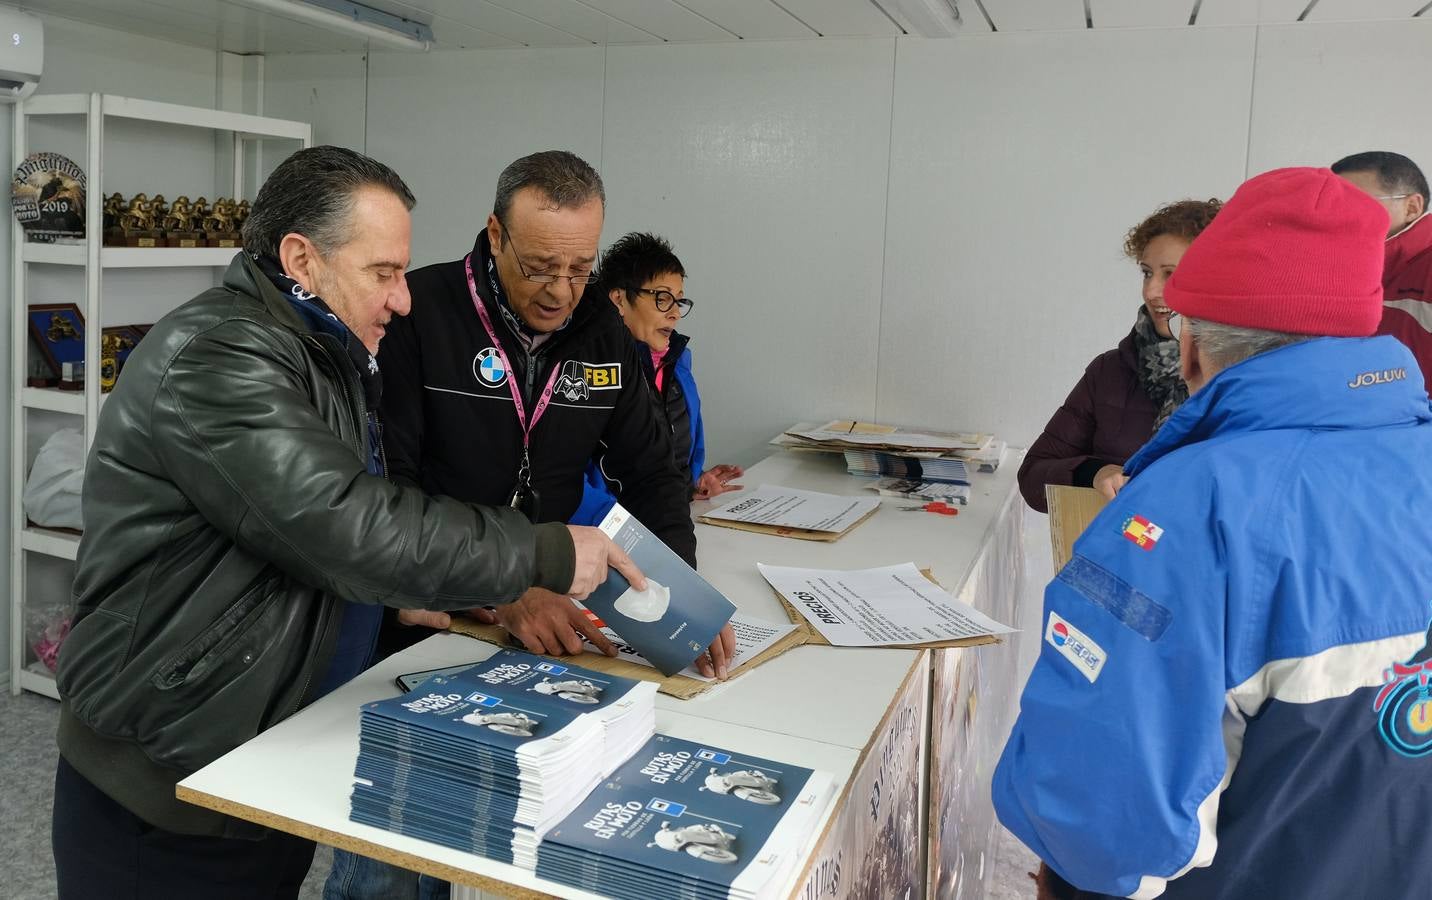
[995,167,1432,900]
[1332,151,1432,396]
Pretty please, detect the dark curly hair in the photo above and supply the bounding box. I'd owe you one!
[593,232,685,297]
[1123,198,1223,261]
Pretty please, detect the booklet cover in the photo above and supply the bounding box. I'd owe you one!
[536,734,834,900]
[584,504,736,676]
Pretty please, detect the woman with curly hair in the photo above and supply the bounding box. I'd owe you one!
[1017,198,1222,512]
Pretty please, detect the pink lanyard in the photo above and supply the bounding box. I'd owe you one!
[464,253,561,505]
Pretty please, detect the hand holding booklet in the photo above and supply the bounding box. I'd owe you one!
[584,504,736,676]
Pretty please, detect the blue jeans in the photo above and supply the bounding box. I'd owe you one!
[324,848,450,900]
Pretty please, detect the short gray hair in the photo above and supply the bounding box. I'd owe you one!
[492,150,604,239]
[1187,318,1312,369]
[242,145,415,260]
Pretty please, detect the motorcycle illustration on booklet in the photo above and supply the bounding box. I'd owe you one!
[349,651,658,865]
[535,734,836,900]
[586,504,737,676]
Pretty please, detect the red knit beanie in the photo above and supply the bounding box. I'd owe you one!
[1163,167,1387,336]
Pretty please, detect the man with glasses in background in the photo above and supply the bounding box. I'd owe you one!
[332,151,736,899]
[1332,151,1432,395]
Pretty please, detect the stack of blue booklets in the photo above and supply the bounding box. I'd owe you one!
[349,650,657,866]
[534,734,835,900]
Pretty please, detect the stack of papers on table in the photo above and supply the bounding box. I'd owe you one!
[759,562,1014,648]
[698,484,880,542]
[349,650,656,866]
[843,449,971,485]
[781,420,992,454]
[534,734,835,900]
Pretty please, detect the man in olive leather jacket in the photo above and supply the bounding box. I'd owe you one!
[50,147,644,899]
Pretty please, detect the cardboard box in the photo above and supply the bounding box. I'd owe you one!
[1044,485,1109,571]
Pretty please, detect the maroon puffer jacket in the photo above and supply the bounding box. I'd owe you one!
[1018,327,1157,512]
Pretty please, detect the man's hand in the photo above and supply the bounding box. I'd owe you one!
[396,608,452,629]
[1092,464,1128,501]
[566,525,646,599]
[472,588,618,658]
[694,623,737,679]
[693,464,744,501]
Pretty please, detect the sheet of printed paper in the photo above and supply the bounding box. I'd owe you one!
[576,608,798,682]
[867,477,972,504]
[702,484,880,533]
[758,562,1014,647]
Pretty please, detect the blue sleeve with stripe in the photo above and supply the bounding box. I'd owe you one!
[992,504,1231,897]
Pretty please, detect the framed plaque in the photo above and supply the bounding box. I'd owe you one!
[12,152,86,243]
[27,302,85,381]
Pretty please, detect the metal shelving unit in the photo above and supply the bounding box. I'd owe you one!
[9,93,311,698]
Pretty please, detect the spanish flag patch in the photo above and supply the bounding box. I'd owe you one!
[1121,515,1163,550]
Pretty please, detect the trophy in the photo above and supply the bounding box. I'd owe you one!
[162,194,203,248]
[101,192,125,246]
[203,196,240,248]
[117,192,161,247]
[99,327,139,392]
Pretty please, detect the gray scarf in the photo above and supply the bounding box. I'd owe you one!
[1132,305,1187,430]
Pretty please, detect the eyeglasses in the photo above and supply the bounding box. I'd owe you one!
[1168,311,1183,340]
[632,287,694,317]
[1377,194,1411,201]
[498,222,598,286]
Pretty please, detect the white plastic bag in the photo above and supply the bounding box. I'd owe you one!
[23,426,85,530]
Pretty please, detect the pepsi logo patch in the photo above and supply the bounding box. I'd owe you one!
[473,346,507,388]
[1045,611,1106,683]
[1121,514,1164,550]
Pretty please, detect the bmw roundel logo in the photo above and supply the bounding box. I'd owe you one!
[473,347,507,388]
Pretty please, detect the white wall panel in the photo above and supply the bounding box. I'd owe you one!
[601,39,896,463]
[879,27,1255,445]
[263,52,369,151]
[1246,19,1432,175]
[363,47,606,269]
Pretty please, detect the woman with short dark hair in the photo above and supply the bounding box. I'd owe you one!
[572,232,743,527]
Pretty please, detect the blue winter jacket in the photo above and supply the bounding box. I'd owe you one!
[994,335,1432,899]
[572,338,704,527]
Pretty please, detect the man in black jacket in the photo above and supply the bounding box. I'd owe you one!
[51,146,645,899]
[378,150,734,677]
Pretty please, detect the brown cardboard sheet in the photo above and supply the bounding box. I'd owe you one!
[1045,484,1109,571]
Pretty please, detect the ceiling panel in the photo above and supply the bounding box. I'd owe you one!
[19,0,382,52]
[1304,0,1425,21]
[672,0,818,39]
[980,0,1086,31]
[473,0,659,43]
[371,1,592,46]
[1094,0,1195,28]
[1194,0,1308,25]
[770,0,901,37]
[570,0,738,41]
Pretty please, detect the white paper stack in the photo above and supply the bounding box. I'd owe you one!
[843,448,972,485]
[348,649,656,866]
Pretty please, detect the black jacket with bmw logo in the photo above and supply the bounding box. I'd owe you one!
[379,230,697,569]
